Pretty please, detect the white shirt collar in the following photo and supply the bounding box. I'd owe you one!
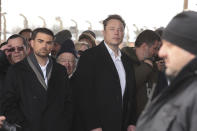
[104,41,126,97]
[39,59,49,86]
[104,41,122,60]
[39,59,49,68]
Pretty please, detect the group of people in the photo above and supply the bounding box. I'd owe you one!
[0,10,196,131]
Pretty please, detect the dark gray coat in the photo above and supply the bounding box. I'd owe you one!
[136,58,197,131]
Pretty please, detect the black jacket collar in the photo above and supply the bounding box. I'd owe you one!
[154,57,197,105]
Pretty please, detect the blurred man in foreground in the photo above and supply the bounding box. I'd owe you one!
[136,11,197,131]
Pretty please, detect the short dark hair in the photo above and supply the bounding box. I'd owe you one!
[18,28,32,35]
[103,14,126,30]
[135,30,161,47]
[0,41,7,48]
[31,28,54,40]
[7,34,28,48]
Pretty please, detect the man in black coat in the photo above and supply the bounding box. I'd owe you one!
[0,35,29,130]
[71,15,137,131]
[0,35,29,92]
[1,28,72,131]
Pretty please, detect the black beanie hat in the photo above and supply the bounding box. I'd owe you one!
[54,30,72,45]
[56,39,77,58]
[162,11,197,55]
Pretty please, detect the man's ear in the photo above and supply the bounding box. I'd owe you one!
[30,39,34,48]
[141,42,147,49]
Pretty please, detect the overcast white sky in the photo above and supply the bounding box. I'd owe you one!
[2,0,197,41]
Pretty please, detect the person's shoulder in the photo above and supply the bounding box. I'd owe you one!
[85,44,101,54]
[122,48,139,64]
[79,45,101,60]
[10,58,27,69]
[6,58,27,76]
[121,47,138,61]
[188,79,197,93]
[121,46,135,55]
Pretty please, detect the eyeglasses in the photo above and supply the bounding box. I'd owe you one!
[57,58,75,64]
[8,46,24,52]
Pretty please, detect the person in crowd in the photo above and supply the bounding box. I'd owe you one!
[19,28,32,42]
[75,41,89,57]
[71,14,137,131]
[0,34,28,89]
[136,11,197,131]
[155,27,164,37]
[1,28,72,131]
[82,30,96,39]
[121,30,161,118]
[56,39,78,78]
[51,29,72,57]
[3,34,28,64]
[152,27,168,99]
[0,35,28,130]
[19,28,33,54]
[78,32,96,48]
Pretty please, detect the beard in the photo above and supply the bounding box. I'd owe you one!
[143,51,150,60]
[35,49,49,58]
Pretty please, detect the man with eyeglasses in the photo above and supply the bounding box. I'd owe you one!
[1,34,28,64]
[56,39,78,78]
[0,34,28,88]
[0,34,28,130]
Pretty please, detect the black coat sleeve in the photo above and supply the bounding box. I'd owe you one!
[64,69,73,130]
[0,50,10,92]
[1,66,25,126]
[0,50,10,71]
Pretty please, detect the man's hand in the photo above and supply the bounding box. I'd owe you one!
[0,44,12,56]
[156,60,165,71]
[91,128,102,131]
[127,125,136,131]
[0,116,6,128]
[144,59,153,67]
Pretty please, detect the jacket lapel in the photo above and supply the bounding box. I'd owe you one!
[121,52,130,87]
[99,42,121,85]
[45,62,57,107]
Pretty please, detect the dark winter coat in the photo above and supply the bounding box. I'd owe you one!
[71,41,137,131]
[1,56,72,131]
[121,47,158,118]
[0,50,10,93]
